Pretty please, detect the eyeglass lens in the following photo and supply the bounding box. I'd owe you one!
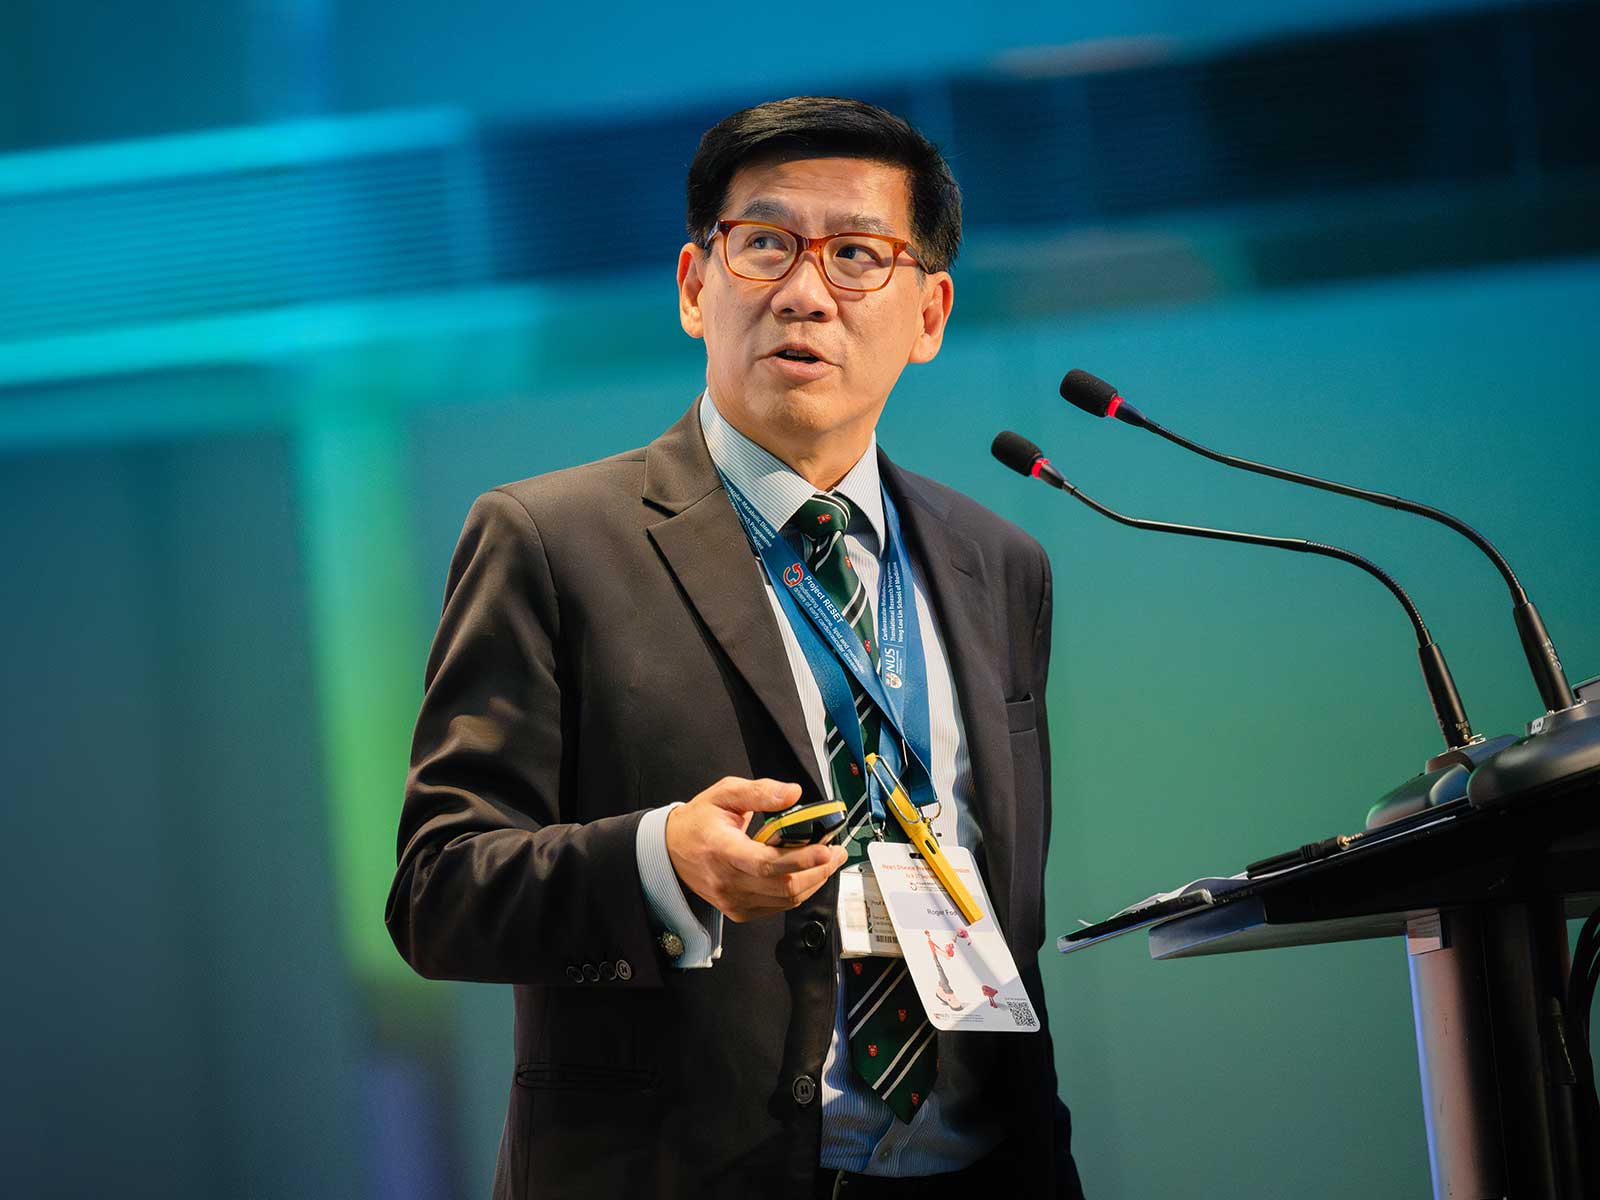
[725,225,898,289]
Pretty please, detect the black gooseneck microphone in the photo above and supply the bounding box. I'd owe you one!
[991,430,1477,751]
[1059,368,1576,715]
[1054,373,1600,809]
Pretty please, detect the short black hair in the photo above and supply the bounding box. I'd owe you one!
[686,96,962,274]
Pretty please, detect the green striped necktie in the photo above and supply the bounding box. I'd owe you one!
[789,492,936,1123]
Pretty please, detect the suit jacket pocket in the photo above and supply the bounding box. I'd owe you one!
[1005,693,1037,734]
[515,1062,655,1092]
[514,985,661,1092]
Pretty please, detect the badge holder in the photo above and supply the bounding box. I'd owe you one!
[859,755,1039,1033]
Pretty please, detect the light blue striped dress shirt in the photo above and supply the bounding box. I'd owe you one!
[633,391,998,1175]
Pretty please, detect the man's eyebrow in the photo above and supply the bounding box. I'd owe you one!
[831,212,899,236]
[734,198,901,237]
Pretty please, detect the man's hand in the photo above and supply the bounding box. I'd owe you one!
[665,777,849,923]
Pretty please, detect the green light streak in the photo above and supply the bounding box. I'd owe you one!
[294,405,425,985]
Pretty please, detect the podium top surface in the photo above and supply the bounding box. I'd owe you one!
[1137,774,1599,960]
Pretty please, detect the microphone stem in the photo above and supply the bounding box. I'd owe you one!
[1052,475,1476,749]
[1142,419,1525,598]
[1142,418,1576,712]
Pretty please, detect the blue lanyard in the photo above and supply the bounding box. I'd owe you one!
[719,471,936,821]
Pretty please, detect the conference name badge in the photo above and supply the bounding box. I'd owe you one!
[866,842,1039,1034]
[837,864,903,959]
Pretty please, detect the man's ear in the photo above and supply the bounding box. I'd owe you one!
[908,271,954,364]
[678,243,707,339]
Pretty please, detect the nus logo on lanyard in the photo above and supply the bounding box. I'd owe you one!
[882,644,903,688]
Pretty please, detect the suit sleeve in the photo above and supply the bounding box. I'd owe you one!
[385,488,663,988]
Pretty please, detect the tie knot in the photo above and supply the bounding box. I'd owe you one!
[795,492,853,541]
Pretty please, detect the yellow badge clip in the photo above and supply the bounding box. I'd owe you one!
[864,753,984,926]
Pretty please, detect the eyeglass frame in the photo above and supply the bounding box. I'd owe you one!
[706,219,925,293]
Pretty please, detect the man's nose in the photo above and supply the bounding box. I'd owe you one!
[769,249,838,319]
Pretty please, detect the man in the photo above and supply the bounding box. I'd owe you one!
[387,96,1084,1199]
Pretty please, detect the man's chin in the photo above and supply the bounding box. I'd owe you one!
[715,376,871,443]
[750,385,843,431]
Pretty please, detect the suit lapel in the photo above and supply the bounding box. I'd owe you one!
[880,453,1018,935]
[643,402,827,801]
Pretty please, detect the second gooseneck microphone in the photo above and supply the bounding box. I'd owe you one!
[991,430,1477,751]
[1059,368,1576,714]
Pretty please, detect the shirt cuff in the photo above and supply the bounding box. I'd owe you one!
[634,803,723,969]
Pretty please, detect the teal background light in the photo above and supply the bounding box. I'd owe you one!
[2,3,1596,1197]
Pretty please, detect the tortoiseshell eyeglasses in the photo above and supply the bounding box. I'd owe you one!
[707,219,923,293]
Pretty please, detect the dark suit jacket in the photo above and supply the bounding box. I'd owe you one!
[386,401,1082,1199]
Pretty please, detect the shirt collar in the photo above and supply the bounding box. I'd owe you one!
[699,388,885,548]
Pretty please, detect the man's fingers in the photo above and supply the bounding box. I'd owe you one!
[757,841,845,877]
[702,777,803,814]
[673,784,851,920]
[726,837,842,882]
[729,855,846,916]
[783,856,848,902]
[731,843,848,902]
[715,841,850,919]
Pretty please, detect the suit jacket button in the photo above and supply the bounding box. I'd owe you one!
[791,1075,817,1106]
[582,963,601,982]
[599,961,617,981]
[566,965,584,984]
[615,959,633,981]
[801,920,827,953]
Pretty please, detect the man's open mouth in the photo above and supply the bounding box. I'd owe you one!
[775,349,821,363]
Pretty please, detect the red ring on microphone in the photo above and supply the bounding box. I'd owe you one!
[1105,395,1124,420]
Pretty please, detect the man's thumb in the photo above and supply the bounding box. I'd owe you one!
[724,778,803,813]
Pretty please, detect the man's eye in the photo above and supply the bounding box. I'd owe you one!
[834,242,890,265]
[738,230,794,254]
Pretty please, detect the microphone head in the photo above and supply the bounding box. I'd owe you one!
[992,430,1045,476]
[1060,369,1121,418]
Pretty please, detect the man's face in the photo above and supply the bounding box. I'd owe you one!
[677,156,954,465]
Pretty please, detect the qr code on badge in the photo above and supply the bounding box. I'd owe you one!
[1006,999,1037,1029]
